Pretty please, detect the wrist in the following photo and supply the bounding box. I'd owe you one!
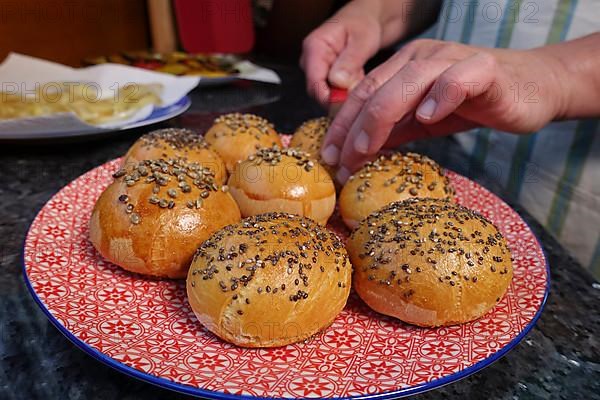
[335,0,384,37]
[343,0,413,45]
[339,0,383,21]
[528,33,600,121]
[527,47,571,122]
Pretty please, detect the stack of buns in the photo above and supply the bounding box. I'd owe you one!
[89,113,514,348]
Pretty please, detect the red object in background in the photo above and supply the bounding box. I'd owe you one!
[132,60,163,70]
[174,0,255,54]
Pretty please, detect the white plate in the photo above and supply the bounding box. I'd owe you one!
[0,96,191,140]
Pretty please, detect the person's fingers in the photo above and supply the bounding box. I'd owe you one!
[301,25,347,105]
[320,46,417,167]
[383,113,479,148]
[409,38,448,59]
[301,36,337,104]
[321,74,381,167]
[416,52,498,124]
[327,33,379,89]
[336,59,452,180]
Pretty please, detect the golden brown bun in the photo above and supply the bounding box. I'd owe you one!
[339,152,455,229]
[122,128,227,184]
[290,117,337,180]
[290,117,330,157]
[348,198,513,327]
[204,113,282,173]
[186,212,351,347]
[227,147,336,225]
[89,158,241,279]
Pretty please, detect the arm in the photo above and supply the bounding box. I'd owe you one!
[535,32,600,120]
[320,33,600,181]
[376,0,443,46]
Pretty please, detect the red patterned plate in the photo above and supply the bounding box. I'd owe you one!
[24,139,548,399]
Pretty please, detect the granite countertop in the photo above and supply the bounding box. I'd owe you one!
[1,64,599,400]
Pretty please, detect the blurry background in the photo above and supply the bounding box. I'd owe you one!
[0,0,348,66]
[0,0,150,66]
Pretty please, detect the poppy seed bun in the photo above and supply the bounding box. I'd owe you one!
[204,113,282,173]
[290,117,337,180]
[89,158,241,278]
[186,212,352,347]
[348,198,513,327]
[290,117,330,157]
[227,146,336,225]
[339,153,454,230]
[122,128,227,184]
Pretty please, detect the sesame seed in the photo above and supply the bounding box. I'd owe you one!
[130,213,141,225]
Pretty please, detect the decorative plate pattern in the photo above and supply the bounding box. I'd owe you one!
[24,136,548,399]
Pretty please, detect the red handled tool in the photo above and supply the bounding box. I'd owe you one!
[328,87,348,117]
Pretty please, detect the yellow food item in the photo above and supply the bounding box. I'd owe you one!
[156,64,190,75]
[83,51,239,77]
[0,82,162,125]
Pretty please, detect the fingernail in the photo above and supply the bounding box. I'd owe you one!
[417,97,437,120]
[331,69,350,86]
[336,166,351,184]
[321,145,340,165]
[354,130,369,154]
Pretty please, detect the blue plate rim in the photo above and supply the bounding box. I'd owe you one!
[118,96,191,131]
[0,96,191,140]
[22,166,550,400]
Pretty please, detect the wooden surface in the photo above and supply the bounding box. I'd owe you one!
[148,0,177,54]
[0,0,150,67]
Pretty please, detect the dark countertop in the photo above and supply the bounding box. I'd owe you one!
[1,64,599,400]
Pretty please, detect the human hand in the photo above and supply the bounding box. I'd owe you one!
[299,1,384,105]
[320,39,565,182]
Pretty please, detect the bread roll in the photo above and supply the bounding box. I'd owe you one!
[290,117,337,179]
[339,152,454,229]
[89,158,241,278]
[290,117,330,157]
[227,146,336,225]
[123,128,227,184]
[204,113,282,173]
[348,198,513,327]
[186,212,351,347]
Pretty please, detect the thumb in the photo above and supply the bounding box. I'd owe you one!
[328,34,378,89]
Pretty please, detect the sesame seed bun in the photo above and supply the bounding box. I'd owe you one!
[186,212,352,347]
[347,198,513,327]
[89,158,241,279]
[204,113,282,173]
[122,128,227,184]
[339,153,454,230]
[290,117,338,182]
[290,117,330,157]
[227,147,336,225]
